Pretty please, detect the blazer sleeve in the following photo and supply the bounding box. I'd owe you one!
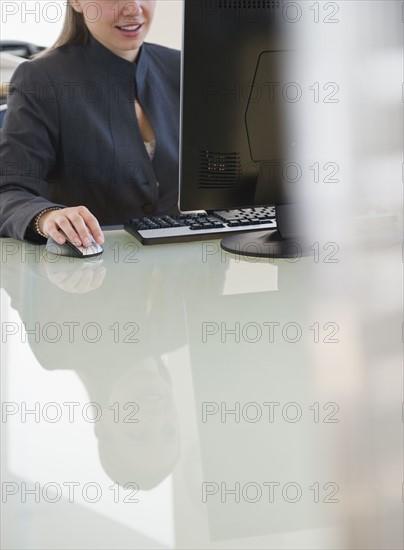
[0,60,65,241]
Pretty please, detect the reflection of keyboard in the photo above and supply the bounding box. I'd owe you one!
[124,206,277,245]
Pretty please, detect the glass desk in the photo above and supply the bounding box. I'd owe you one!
[1,231,402,549]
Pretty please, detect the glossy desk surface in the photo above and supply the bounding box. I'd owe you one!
[0,231,402,549]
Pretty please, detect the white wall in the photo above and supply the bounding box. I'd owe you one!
[1,0,183,50]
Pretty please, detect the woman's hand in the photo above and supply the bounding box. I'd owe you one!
[42,260,107,294]
[39,206,104,246]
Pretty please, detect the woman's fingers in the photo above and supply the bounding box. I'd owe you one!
[77,206,104,245]
[40,206,104,246]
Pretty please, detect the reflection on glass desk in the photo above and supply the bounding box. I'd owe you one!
[0,232,402,550]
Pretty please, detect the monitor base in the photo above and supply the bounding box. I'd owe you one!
[220,230,309,259]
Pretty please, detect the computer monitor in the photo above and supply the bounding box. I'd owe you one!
[180,0,306,258]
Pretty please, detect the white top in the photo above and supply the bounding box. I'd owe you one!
[144,138,156,161]
[144,139,159,187]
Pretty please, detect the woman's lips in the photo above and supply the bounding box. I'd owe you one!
[115,23,144,37]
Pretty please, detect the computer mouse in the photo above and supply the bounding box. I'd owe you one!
[45,235,104,258]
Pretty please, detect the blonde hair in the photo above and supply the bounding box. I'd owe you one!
[35,4,89,58]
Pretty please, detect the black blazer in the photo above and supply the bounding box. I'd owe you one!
[0,35,181,241]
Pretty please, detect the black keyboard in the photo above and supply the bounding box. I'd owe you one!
[124,206,277,245]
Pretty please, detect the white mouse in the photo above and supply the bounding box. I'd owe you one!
[45,235,104,258]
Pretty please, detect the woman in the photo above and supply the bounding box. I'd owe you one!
[0,0,180,247]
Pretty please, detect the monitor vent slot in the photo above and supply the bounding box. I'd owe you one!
[198,151,242,189]
[204,0,280,10]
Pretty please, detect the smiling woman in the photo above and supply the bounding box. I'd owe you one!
[0,1,182,50]
[67,0,156,62]
[0,0,181,246]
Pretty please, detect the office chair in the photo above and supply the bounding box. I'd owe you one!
[0,40,45,59]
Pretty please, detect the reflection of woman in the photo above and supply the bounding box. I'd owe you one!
[94,357,180,490]
[0,0,180,246]
[2,252,185,490]
[1,237,228,490]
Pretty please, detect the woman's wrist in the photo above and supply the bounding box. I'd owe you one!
[32,207,61,238]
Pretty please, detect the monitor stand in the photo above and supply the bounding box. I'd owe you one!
[220,230,310,259]
[221,204,310,259]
